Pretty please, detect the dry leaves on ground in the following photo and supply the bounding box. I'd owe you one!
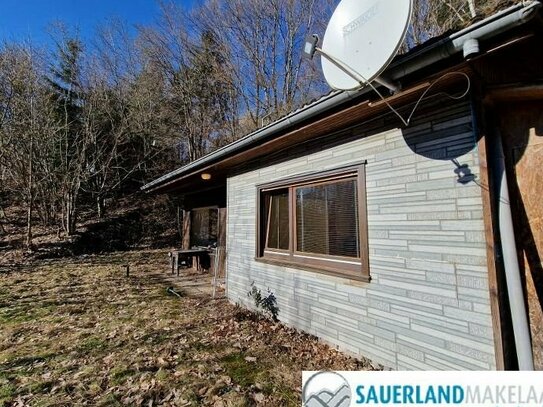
[0,250,376,406]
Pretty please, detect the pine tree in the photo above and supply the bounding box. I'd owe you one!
[47,38,85,235]
[171,30,237,162]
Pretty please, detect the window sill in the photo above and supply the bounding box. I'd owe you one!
[254,257,371,284]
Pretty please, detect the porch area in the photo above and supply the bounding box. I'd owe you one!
[167,246,227,298]
[161,263,217,298]
[161,181,228,299]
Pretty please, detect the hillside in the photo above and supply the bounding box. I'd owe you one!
[0,194,179,269]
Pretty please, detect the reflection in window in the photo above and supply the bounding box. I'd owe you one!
[264,189,289,250]
[191,208,218,247]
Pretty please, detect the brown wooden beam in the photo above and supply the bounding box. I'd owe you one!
[474,81,506,370]
[182,210,191,250]
[485,84,543,103]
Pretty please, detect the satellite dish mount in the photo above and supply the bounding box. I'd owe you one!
[304,34,400,93]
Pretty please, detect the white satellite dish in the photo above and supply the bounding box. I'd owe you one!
[321,0,413,91]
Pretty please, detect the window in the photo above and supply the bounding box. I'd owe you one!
[191,207,218,247]
[257,164,369,282]
[264,189,289,250]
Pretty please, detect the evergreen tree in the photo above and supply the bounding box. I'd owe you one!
[170,30,237,162]
[47,38,85,235]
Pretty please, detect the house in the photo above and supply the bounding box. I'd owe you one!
[143,2,543,370]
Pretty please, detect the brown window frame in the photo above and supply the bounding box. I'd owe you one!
[263,188,290,252]
[256,163,370,283]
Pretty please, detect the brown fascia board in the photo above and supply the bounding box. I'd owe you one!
[147,72,476,195]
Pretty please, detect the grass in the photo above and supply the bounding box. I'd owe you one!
[78,337,107,354]
[26,380,54,394]
[0,382,16,407]
[0,250,372,405]
[109,366,136,386]
[220,353,264,387]
[0,305,53,325]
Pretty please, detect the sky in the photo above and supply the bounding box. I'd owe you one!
[0,0,199,45]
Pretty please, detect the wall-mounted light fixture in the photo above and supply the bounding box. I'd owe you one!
[201,173,212,181]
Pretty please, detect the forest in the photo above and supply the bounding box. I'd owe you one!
[0,0,515,252]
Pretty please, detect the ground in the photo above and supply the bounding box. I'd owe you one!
[0,250,375,406]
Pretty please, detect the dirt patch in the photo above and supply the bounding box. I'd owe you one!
[0,251,376,406]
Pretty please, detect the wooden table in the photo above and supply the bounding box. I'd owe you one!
[169,248,210,276]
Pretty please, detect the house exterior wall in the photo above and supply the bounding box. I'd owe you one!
[226,101,497,370]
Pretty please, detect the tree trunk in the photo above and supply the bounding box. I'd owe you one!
[64,190,78,236]
[63,193,71,235]
[0,204,6,234]
[61,200,66,236]
[26,134,34,250]
[26,196,33,249]
[97,195,105,219]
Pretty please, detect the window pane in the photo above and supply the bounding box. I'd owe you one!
[266,190,289,250]
[191,208,218,247]
[296,179,359,257]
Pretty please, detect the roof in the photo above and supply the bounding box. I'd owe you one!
[142,1,541,194]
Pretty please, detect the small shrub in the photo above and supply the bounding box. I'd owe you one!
[247,282,279,321]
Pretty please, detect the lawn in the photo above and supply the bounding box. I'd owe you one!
[0,251,373,406]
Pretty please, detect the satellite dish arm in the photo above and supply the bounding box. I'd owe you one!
[317,47,400,93]
[304,35,399,93]
[372,76,400,94]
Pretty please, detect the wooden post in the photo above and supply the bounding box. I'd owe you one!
[182,209,191,250]
[125,264,130,277]
[176,206,183,241]
[218,207,227,276]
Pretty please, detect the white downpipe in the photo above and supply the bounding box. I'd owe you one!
[496,131,534,370]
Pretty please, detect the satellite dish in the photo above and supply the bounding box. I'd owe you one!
[321,0,413,90]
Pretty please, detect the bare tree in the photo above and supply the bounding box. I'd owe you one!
[407,0,523,45]
[190,0,335,129]
[0,43,55,248]
[138,7,239,162]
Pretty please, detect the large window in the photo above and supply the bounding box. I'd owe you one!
[257,164,369,282]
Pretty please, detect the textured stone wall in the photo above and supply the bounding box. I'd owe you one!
[226,100,496,370]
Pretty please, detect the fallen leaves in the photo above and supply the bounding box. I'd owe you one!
[254,392,265,403]
[244,356,257,363]
[0,250,377,406]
